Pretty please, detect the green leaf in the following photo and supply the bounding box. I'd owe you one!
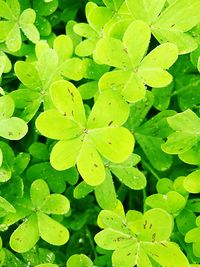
[0,117,28,140]
[0,0,14,20]
[6,23,21,52]
[35,110,82,140]
[87,90,130,128]
[13,152,30,175]
[73,181,93,199]
[50,80,86,125]
[111,166,146,190]
[123,20,151,67]
[142,241,189,267]
[77,139,105,186]
[179,142,200,165]
[162,132,198,154]
[152,0,200,54]
[138,208,173,242]
[0,164,12,182]
[10,214,39,253]
[36,49,58,88]
[41,194,70,214]
[140,43,178,69]
[59,58,84,81]
[89,127,134,163]
[146,191,186,215]
[176,74,200,111]
[78,81,98,100]
[37,212,69,245]
[53,35,73,63]
[0,95,14,120]
[152,83,174,111]
[138,68,173,88]
[0,196,15,216]
[94,169,117,209]
[167,109,200,133]
[50,137,83,170]
[94,37,131,68]
[184,170,200,193]
[126,0,166,24]
[162,109,200,154]
[30,179,50,208]
[29,142,49,161]
[67,254,94,267]
[19,8,36,24]
[95,228,135,250]
[33,0,58,16]
[176,209,196,235]
[14,61,41,89]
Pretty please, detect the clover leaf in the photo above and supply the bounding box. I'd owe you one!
[0,0,39,52]
[11,35,84,122]
[146,178,187,216]
[9,179,70,253]
[0,51,11,77]
[106,153,147,190]
[126,0,200,54]
[0,95,28,140]
[95,20,178,103]
[36,80,134,186]
[74,1,130,56]
[67,254,95,267]
[162,109,200,155]
[185,215,200,258]
[95,204,189,267]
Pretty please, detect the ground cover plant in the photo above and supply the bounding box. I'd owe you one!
[1,0,200,266]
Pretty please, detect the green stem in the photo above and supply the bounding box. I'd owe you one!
[143,188,147,212]
[85,226,97,258]
[142,160,160,181]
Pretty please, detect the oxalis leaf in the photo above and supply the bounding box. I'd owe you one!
[0,95,28,140]
[95,204,189,267]
[36,80,134,186]
[162,109,200,155]
[96,20,178,103]
[126,0,200,54]
[9,179,70,253]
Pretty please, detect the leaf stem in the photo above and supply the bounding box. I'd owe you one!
[142,160,160,180]
[85,226,97,258]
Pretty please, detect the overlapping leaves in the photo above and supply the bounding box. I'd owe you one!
[3,179,70,253]
[95,202,189,267]
[11,35,84,122]
[126,0,200,54]
[0,0,39,52]
[95,20,178,103]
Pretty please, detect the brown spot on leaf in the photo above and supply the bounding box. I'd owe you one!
[108,121,113,126]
